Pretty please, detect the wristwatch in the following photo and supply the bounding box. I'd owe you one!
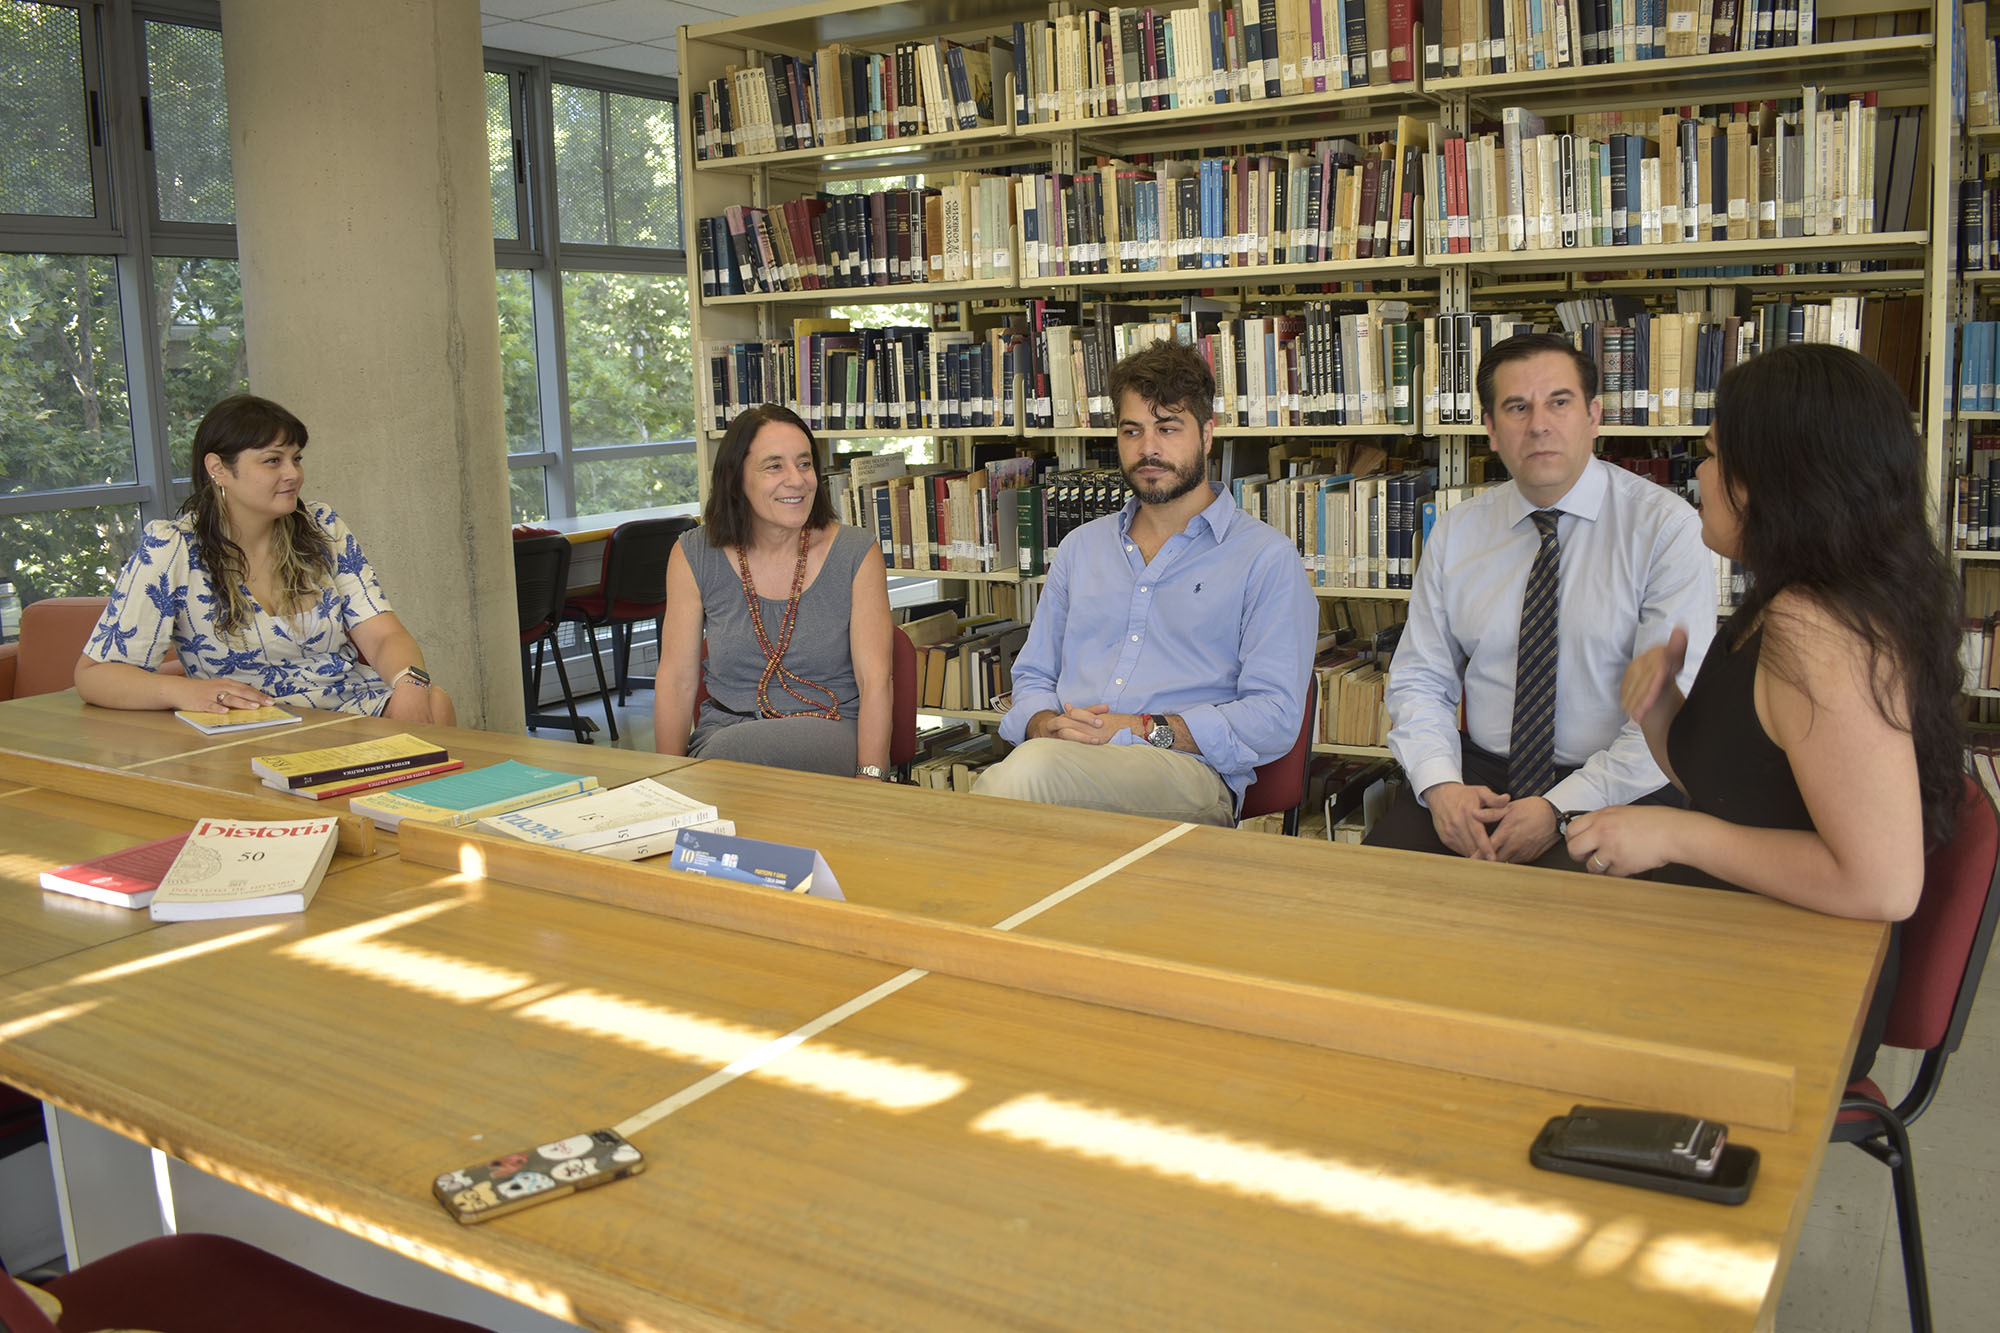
[855,764,887,780]
[1144,713,1175,749]
[388,666,432,690]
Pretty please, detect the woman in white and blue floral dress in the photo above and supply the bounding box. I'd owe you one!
[75,395,455,724]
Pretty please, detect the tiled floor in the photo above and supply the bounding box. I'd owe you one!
[581,690,1997,1330]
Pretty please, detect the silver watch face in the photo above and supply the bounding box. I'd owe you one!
[1147,720,1174,748]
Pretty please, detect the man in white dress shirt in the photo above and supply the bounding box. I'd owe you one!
[1368,332,1716,869]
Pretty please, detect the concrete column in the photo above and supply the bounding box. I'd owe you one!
[220,0,521,731]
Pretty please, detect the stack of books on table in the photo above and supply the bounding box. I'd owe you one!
[147,817,340,921]
[252,733,461,800]
[478,778,732,862]
[349,761,599,832]
[39,816,342,921]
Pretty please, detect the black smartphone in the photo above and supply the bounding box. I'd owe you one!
[1530,1106,1758,1205]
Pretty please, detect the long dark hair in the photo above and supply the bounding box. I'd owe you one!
[182,394,333,634]
[702,404,834,549]
[1713,344,1964,847]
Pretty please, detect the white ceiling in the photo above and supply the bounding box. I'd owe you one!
[480,1,762,80]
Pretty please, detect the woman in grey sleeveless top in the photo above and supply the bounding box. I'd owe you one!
[654,405,894,778]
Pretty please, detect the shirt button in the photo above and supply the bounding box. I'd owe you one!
[1115,677,1124,685]
[1139,585,1148,592]
[1130,634,1139,642]
[1125,544,1134,552]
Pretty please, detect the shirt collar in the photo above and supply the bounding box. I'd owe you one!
[1507,456,1607,528]
[1118,482,1235,542]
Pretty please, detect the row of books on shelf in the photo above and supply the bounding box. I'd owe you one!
[1000,0,1835,134]
[1425,0,1825,76]
[907,729,1006,792]
[1953,441,2000,552]
[1010,4,1417,129]
[690,35,1009,160]
[904,611,1032,712]
[1957,326,2000,414]
[696,176,1012,298]
[834,452,1054,576]
[1962,617,2000,693]
[1240,468,1497,589]
[1011,130,1426,280]
[702,305,1425,436]
[1425,96,1916,257]
[1959,162,2000,274]
[1422,293,1922,427]
[706,289,1910,446]
[1316,648,1392,747]
[696,107,1909,305]
[695,133,1430,303]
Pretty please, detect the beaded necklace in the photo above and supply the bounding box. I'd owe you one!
[733,526,842,720]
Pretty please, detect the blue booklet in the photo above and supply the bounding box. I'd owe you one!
[667,829,844,901]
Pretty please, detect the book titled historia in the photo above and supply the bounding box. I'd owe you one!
[147,817,340,921]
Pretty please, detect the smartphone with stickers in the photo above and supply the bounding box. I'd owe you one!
[432,1128,644,1224]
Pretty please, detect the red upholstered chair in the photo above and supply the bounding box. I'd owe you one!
[564,516,698,715]
[1830,772,2000,1333]
[0,1232,494,1332]
[689,627,917,774]
[1237,677,1318,835]
[0,597,109,700]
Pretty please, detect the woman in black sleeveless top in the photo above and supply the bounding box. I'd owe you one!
[1562,344,1963,1077]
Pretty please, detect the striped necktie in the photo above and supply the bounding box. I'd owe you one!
[1508,509,1562,797]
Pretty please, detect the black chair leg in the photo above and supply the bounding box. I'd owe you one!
[614,621,633,704]
[1881,1117,1932,1333]
[521,642,539,734]
[1282,802,1302,837]
[577,618,617,742]
[546,632,591,744]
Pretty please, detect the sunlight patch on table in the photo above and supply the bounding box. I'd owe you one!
[283,900,532,1001]
[0,1000,103,1041]
[522,987,966,1112]
[71,926,286,984]
[1633,1230,1777,1310]
[973,1093,1588,1262]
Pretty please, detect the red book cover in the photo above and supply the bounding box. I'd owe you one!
[1356,159,1382,259]
[280,759,467,801]
[1388,0,1417,82]
[1447,134,1469,253]
[40,833,190,908]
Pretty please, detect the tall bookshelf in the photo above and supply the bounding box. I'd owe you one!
[681,0,1963,766]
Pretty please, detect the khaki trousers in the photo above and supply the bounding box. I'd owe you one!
[972,738,1237,826]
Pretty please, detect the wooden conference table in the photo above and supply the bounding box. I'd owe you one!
[0,691,1886,1330]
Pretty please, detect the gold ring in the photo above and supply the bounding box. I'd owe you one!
[215,690,226,705]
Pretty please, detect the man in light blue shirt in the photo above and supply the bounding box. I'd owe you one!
[975,339,1318,825]
[1372,332,1715,867]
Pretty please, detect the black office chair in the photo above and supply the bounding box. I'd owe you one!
[512,534,606,744]
[564,518,698,736]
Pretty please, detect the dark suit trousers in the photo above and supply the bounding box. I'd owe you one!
[1363,736,1683,873]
